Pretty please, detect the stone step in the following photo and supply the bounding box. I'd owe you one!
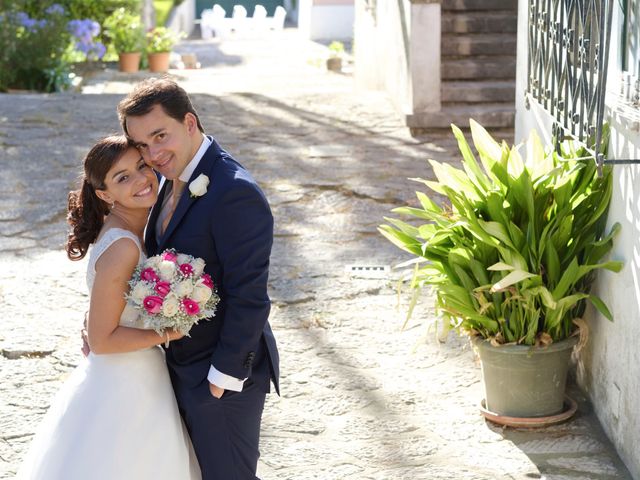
[442,57,517,80]
[441,12,517,33]
[441,80,515,103]
[407,104,515,129]
[442,0,518,11]
[442,33,517,56]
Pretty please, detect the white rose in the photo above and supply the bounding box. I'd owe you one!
[161,294,180,317]
[189,174,209,197]
[158,260,177,281]
[130,282,152,305]
[192,258,206,277]
[146,256,162,269]
[191,284,212,304]
[175,280,194,297]
[177,253,190,265]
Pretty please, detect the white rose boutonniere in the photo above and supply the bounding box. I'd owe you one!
[189,174,210,198]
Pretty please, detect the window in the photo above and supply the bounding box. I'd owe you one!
[617,0,639,105]
[619,0,639,75]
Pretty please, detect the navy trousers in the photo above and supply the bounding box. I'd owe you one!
[174,376,267,480]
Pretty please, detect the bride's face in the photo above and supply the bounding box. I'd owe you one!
[97,147,159,210]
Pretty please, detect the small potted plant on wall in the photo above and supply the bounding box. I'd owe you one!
[379,120,622,425]
[104,7,145,73]
[326,41,344,72]
[146,27,183,73]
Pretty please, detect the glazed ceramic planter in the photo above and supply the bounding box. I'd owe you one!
[473,335,578,418]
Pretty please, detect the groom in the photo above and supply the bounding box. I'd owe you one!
[118,78,279,479]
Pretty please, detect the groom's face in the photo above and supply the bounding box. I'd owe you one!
[125,104,198,180]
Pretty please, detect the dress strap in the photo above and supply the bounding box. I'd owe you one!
[90,228,142,271]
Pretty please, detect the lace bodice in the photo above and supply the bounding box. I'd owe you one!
[86,228,147,328]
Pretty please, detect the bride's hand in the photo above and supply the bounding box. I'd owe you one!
[165,329,185,342]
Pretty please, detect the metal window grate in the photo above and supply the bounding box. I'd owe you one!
[526,0,638,167]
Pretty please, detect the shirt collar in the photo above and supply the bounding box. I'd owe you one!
[178,134,212,183]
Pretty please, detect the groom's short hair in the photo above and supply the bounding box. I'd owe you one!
[118,78,205,135]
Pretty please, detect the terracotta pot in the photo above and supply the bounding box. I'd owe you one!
[118,52,141,73]
[326,57,342,72]
[148,52,171,73]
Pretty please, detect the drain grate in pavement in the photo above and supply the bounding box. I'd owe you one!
[344,264,391,279]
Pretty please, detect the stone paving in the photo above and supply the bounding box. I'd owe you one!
[0,29,635,479]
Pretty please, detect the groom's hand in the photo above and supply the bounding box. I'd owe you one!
[81,311,90,357]
[209,382,225,399]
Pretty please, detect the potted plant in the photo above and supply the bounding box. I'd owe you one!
[379,120,622,422]
[326,41,344,72]
[104,8,145,73]
[146,27,183,73]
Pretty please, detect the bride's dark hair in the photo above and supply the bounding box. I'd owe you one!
[66,135,133,260]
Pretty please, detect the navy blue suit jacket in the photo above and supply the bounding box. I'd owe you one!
[144,137,279,395]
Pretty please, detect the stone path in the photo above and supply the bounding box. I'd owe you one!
[0,29,634,479]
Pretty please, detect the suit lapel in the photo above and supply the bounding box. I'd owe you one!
[157,139,220,251]
[145,176,169,255]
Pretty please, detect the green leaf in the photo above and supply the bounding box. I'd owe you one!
[491,269,538,292]
[589,294,614,321]
[378,226,423,256]
[487,262,515,271]
[544,240,561,286]
[470,119,502,169]
[552,257,579,299]
[451,123,489,190]
[384,218,420,238]
[416,191,443,214]
[478,219,516,249]
[391,206,435,221]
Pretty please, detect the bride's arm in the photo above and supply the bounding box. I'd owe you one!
[87,238,182,354]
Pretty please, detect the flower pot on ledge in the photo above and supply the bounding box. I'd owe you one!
[118,52,141,73]
[326,57,342,72]
[148,52,171,73]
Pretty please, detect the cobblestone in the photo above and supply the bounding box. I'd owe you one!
[0,30,634,479]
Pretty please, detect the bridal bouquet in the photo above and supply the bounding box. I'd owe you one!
[125,249,220,336]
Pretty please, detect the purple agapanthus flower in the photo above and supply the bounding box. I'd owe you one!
[68,19,100,42]
[45,4,66,16]
[16,12,38,31]
[68,19,105,60]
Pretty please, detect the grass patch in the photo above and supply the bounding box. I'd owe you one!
[154,0,174,26]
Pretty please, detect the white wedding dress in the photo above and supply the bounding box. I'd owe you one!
[17,228,201,480]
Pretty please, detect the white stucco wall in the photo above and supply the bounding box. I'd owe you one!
[166,0,196,35]
[515,1,640,477]
[298,0,355,41]
[354,0,440,116]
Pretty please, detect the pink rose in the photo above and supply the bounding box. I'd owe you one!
[201,273,214,289]
[179,263,194,277]
[154,281,171,298]
[161,251,178,263]
[181,298,200,316]
[140,268,159,283]
[143,295,164,314]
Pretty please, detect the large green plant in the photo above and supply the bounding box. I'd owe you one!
[146,26,183,53]
[104,7,145,53]
[0,4,72,92]
[379,120,622,346]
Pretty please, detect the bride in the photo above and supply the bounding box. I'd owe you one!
[17,135,201,479]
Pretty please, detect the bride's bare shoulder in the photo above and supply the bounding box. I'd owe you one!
[94,235,140,277]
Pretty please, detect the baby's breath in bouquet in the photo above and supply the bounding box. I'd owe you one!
[125,249,219,336]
